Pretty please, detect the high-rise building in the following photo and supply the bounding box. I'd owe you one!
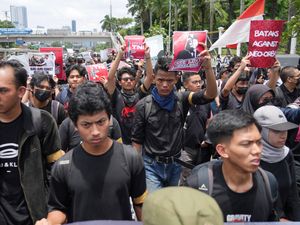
[71,20,76,32]
[10,5,28,29]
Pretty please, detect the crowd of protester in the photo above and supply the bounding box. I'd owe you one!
[1,41,300,225]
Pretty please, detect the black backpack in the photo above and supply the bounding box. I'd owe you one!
[186,160,278,205]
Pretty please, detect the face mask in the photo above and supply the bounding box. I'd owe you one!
[236,87,248,95]
[34,89,51,102]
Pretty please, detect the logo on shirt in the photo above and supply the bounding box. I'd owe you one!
[0,143,18,158]
[0,143,18,173]
[227,214,251,222]
[198,184,208,191]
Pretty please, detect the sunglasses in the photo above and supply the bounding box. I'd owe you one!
[121,77,135,82]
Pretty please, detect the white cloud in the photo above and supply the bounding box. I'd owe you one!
[1,0,131,31]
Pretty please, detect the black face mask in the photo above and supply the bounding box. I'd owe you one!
[236,87,248,95]
[34,89,52,102]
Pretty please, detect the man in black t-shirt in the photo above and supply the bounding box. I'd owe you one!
[22,72,66,126]
[180,72,211,183]
[36,82,147,224]
[132,44,217,193]
[106,44,153,144]
[0,60,63,224]
[186,110,280,222]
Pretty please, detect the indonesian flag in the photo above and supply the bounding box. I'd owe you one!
[209,0,265,51]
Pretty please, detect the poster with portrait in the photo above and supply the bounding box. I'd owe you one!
[248,20,285,68]
[124,35,145,60]
[28,52,55,76]
[40,47,65,80]
[85,64,108,82]
[169,31,207,72]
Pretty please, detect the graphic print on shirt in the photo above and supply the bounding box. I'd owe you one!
[0,143,18,174]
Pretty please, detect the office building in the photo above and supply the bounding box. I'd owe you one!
[10,5,28,29]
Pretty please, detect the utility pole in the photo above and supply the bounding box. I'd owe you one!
[110,0,113,32]
[168,0,172,55]
[209,0,214,33]
[188,0,192,31]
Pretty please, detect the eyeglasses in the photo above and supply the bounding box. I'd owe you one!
[191,80,204,85]
[121,77,135,82]
[36,85,52,91]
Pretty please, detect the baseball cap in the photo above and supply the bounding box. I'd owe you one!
[254,105,298,131]
[142,187,223,225]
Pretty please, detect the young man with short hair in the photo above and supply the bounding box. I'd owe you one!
[132,44,217,192]
[0,60,63,224]
[106,44,153,144]
[22,72,66,126]
[186,110,280,222]
[36,82,147,224]
[55,64,86,109]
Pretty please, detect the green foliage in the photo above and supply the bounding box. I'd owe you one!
[0,20,15,28]
[93,42,110,52]
[100,15,134,33]
[51,41,62,47]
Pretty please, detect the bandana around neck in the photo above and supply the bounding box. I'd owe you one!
[151,86,175,112]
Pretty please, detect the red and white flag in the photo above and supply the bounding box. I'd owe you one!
[209,0,265,51]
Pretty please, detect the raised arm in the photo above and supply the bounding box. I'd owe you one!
[142,43,154,91]
[106,45,125,96]
[266,59,281,90]
[199,43,217,100]
[221,55,250,97]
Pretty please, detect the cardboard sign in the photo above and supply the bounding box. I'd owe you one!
[248,20,285,68]
[85,64,108,82]
[124,35,145,60]
[145,35,164,68]
[169,31,207,72]
[28,52,55,76]
[40,47,65,80]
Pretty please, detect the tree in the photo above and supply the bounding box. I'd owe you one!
[0,20,15,28]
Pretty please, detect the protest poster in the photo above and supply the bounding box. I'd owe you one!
[124,35,145,60]
[145,35,164,68]
[40,47,65,80]
[85,64,108,82]
[248,20,285,68]
[169,31,207,72]
[28,52,55,76]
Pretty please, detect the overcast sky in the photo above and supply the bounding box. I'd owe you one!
[1,0,132,31]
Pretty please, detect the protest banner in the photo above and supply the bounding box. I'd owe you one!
[124,35,145,60]
[248,20,285,68]
[145,35,164,68]
[169,31,207,72]
[85,64,108,82]
[40,47,65,80]
[28,52,55,76]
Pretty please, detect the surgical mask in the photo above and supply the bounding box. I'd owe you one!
[236,87,248,95]
[34,89,51,102]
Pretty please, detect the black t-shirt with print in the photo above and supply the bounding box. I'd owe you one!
[212,162,275,222]
[48,141,147,222]
[0,113,32,225]
[111,88,147,144]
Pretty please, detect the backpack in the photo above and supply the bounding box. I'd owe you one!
[30,107,50,188]
[51,100,60,123]
[186,160,278,205]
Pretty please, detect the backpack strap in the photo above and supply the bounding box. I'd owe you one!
[258,167,278,204]
[51,100,60,123]
[144,95,153,121]
[30,107,42,138]
[187,160,220,196]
